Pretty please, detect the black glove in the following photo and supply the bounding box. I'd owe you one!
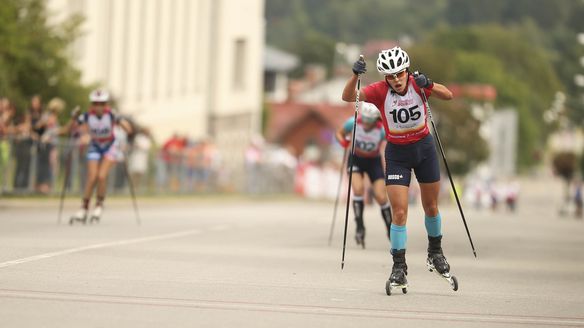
[352,59,366,75]
[414,72,434,89]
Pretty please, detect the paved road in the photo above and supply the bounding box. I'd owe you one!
[0,179,583,327]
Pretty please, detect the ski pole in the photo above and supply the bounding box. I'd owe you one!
[57,137,74,225]
[341,55,365,270]
[57,106,80,225]
[121,157,141,226]
[328,147,348,246]
[417,75,477,258]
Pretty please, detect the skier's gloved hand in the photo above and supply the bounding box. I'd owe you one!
[414,72,434,89]
[339,138,350,148]
[71,106,81,118]
[352,59,367,75]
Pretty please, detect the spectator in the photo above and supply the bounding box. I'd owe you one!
[34,97,64,193]
[185,139,202,192]
[245,135,264,194]
[575,180,582,219]
[161,133,186,192]
[0,98,14,189]
[193,138,217,192]
[12,102,32,192]
[505,179,520,213]
[128,128,153,192]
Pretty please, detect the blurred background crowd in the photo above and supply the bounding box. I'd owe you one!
[1,0,583,219]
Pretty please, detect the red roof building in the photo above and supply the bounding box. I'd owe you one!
[266,102,354,156]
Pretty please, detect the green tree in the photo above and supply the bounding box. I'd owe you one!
[433,102,489,175]
[0,0,89,117]
[410,25,562,169]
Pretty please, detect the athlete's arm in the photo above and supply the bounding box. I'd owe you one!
[335,126,348,144]
[430,83,453,100]
[342,74,367,102]
[118,118,133,135]
[379,140,387,171]
[58,107,82,135]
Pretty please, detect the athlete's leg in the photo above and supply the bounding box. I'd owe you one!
[95,158,116,206]
[386,184,409,238]
[386,184,409,279]
[351,173,366,239]
[420,181,446,257]
[351,172,365,196]
[372,179,392,237]
[384,142,413,280]
[372,177,389,205]
[415,134,451,273]
[82,160,99,209]
[420,181,440,218]
[414,134,444,252]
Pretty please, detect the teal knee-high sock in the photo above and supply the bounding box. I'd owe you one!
[425,213,442,237]
[390,224,407,251]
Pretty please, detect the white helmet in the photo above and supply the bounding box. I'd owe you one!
[360,102,380,122]
[89,89,109,103]
[377,46,410,75]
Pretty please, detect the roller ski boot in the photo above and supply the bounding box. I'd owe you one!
[385,249,408,295]
[89,205,103,224]
[69,208,88,225]
[355,226,365,249]
[426,236,458,291]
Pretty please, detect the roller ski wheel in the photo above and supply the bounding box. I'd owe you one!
[385,280,407,295]
[89,206,103,224]
[355,228,365,249]
[69,209,87,225]
[385,266,408,296]
[426,254,458,292]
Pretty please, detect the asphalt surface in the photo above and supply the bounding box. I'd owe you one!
[0,178,583,327]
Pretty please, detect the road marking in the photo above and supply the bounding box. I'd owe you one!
[0,229,200,269]
[0,289,583,327]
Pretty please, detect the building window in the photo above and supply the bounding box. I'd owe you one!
[233,38,246,91]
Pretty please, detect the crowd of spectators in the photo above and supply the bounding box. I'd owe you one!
[0,95,229,195]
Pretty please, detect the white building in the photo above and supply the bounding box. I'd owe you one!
[263,46,298,102]
[479,108,518,176]
[46,0,265,172]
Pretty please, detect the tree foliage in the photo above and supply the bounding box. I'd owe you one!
[410,24,562,169]
[0,0,90,117]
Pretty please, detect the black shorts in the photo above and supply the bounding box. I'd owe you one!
[385,134,440,186]
[347,155,385,182]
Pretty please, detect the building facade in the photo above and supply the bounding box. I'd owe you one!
[47,0,265,176]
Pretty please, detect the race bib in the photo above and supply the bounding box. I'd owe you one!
[384,87,426,135]
[354,124,383,157]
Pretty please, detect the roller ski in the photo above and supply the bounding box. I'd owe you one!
[426,236,458,291]
[89,205,103,224]
[69,209,88,225]
[355,227,365,249]
[385,249,408,295]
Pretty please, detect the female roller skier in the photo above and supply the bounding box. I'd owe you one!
[342,47,455,293]
[335,102,392,248]
[66,89,133,224]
